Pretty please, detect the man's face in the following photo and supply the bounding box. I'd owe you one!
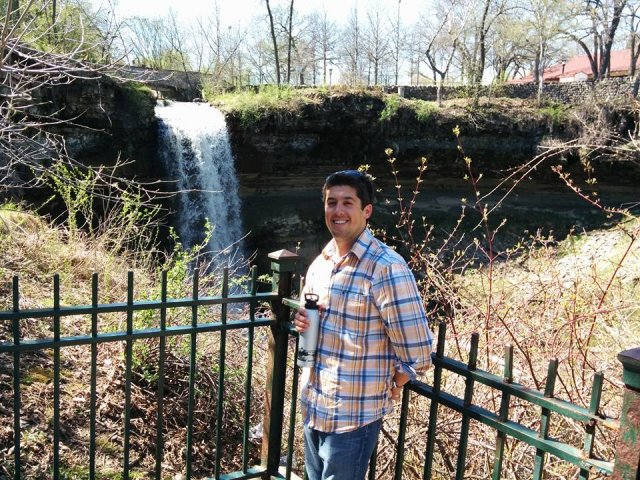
[324,185,372,247]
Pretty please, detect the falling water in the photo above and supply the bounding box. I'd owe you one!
[156,102,244,258]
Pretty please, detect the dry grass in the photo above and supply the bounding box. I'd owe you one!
[0,207,268,479]
[0,207,155,308]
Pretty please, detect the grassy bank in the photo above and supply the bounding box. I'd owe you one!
[206,85,573,129]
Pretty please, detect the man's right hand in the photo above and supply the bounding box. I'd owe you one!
[294,307,310,333]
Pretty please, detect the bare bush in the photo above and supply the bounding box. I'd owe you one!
[363,112,639,478]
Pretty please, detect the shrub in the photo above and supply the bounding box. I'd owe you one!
[413,99,438,122]
[539,101,568,128]
[380,94,402,122]
[364,136,639,480]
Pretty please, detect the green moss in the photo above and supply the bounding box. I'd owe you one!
[119,81,155,112]
[380,94,401,122]
[413,99,438,122]
[97,434,123,458]
[22,366,54,385]
[58,465,145,480]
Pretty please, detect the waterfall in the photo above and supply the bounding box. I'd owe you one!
[156,102,244,259]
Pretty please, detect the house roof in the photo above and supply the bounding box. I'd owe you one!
[510,49,638,83]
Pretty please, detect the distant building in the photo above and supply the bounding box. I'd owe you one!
[511,49,639,83]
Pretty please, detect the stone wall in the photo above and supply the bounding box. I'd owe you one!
[121,66,213,101]
[390,77,637,104]
[121,65,637,104]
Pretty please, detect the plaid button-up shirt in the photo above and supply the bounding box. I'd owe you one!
[300,228,434,433]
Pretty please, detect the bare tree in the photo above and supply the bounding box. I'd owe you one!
[265,0,280,85]
[489,15,527,82]
[0,0,117,196]
[417,0,464,104]
[304,9,338,85]
[565,0,628,81]
[509,0,569,101]
[286,0,293,83]
[245,17,273,85]
[192,5,245,87]
[363,2,392,85]
[124,16,166,68]
[120,11,192,71]
[627,0,640,94]
[340,7,363,86]
[390,0,402,85]
[455,0,511,86]
[164,9,193,72]
[75,0,127,63]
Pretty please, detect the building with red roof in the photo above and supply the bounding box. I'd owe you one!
[511,49,639,83]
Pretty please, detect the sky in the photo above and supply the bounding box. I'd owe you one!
[91,0,427,28]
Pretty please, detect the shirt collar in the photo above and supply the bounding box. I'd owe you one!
[322,227,374,262]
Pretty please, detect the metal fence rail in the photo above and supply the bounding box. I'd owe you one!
[406,326,613,479]
[0,249,300,480]
[2,250,639,480]
[280,297,640,480]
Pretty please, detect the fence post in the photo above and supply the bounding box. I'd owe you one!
[612,347,640,480]
[262,249,300,477]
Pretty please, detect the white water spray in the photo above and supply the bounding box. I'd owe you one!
[156,102,243,257]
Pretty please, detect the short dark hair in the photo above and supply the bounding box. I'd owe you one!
[322,170,375,208]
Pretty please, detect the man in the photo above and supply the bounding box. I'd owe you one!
[293,169,434,480]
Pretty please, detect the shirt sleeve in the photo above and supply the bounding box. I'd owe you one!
[373,262,434,379]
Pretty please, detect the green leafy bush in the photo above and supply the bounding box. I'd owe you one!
[413,99,438,122]
[380,94,402,122]
[539,102,568,127]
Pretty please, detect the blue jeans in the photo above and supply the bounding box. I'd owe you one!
[303,419,382,480]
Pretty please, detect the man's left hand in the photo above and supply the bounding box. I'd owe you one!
[390,371,410,401]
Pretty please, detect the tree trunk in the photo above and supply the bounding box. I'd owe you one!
[9,0,19,22]
[265,0,281,86]
[598,0,627,79]
[286,0,294,84]
[630,34,640,78]
[475,0,491,85]
[394,0,401,85]
[536,41,545,105]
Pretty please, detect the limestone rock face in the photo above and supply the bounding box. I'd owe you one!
[224,93,639,193]
[225,94,558,183]
[38,76,157,178]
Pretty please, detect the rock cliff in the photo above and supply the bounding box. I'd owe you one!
[224,94,580,188]
[219,92,638,266]
[39,76,158,178]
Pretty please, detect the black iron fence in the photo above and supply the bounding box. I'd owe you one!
[1,250,638,479]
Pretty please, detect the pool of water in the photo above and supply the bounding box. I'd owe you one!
[241,179,638,272]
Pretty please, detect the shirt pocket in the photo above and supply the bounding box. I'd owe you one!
[342,291,374,337]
